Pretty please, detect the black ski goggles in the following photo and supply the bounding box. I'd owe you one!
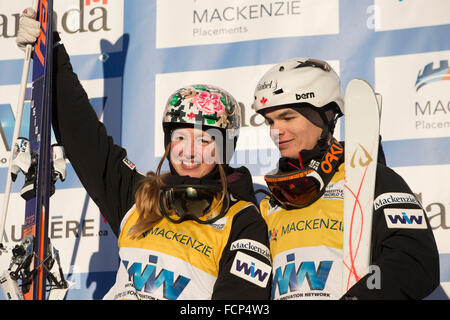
[265,138,343,208]
[159,185,229,224]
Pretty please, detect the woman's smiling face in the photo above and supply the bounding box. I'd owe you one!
[169,127,217,177]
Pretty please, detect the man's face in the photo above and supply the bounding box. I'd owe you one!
[264,108,322,159]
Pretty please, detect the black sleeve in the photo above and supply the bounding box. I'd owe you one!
[211,205,272,300]
[344,164,440,299]
[52,44,144,236]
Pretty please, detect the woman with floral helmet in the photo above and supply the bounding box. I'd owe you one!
[16,8,271,300]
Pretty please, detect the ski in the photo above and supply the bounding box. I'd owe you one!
[22,0,54,300]
[342,79,381,294]
[0,1,69,301]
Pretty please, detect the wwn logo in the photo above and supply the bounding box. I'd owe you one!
[230,251,271,288]
[123,255,191,300]
[384,208,427,229]
[272,253,332,298]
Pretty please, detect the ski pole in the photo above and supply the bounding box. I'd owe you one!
[0,0,38,250]
[0,46,32,251]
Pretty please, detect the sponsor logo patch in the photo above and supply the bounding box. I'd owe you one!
[230,239,271,262]
[322,180,344,200]
[122,157,136,170]
[374,192,421,211]
[230,251,271,288]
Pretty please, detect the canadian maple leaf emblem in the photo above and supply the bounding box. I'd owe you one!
[187,112,196,120]
[260,97,268,105]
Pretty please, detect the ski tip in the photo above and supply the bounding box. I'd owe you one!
[344,78,381,121]
[345,78,375,94]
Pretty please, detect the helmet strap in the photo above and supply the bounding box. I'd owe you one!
[317,109,331,150]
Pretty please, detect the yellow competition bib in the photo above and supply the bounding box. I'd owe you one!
[260,164,345,300]
[103,200,253,300]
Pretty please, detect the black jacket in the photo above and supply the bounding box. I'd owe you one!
[344,163,440,299]
[274,141,439,299]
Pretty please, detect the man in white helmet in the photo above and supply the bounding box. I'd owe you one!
[252,58,439,300]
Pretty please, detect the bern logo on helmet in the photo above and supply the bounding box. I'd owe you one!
[296,92,315,100]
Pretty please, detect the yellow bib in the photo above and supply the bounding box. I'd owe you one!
[103,200,254,300]
[260,163,345,300]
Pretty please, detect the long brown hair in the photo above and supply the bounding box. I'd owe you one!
[129,145,228,239]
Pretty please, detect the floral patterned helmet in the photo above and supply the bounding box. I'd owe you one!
[162,84,241,163]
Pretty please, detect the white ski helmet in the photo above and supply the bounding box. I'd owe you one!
[252,57,344,119]
[162,84,241,164]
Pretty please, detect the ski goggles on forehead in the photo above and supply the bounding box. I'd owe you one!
[159,185,229,224]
